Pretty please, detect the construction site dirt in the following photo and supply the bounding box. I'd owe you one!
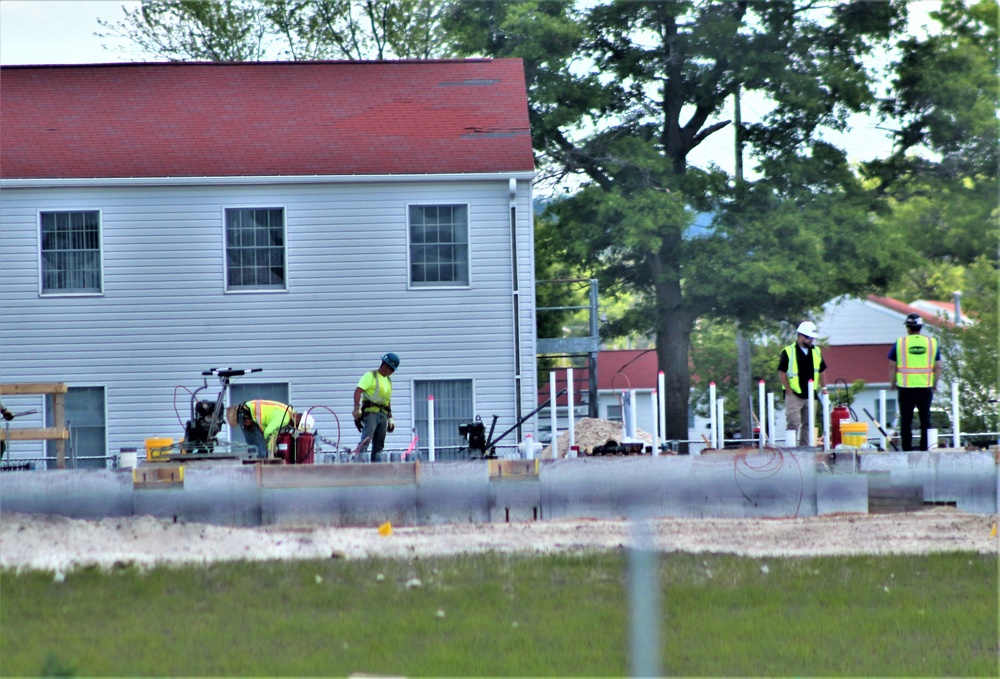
[1,508,995,573]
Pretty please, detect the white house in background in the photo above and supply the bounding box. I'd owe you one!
[0,60,537,467]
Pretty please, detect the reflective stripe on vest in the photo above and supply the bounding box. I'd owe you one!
[783,344,822,394]
[896,335,936,388]
[363,371,391,410]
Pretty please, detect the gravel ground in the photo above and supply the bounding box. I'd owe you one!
[1,509,996,573]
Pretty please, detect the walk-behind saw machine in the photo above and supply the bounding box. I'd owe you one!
[152,368,263,461]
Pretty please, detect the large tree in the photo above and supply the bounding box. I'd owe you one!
[98,0,449,61]
[445,0,911,444]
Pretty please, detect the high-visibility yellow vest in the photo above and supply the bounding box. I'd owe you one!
[895,335,937,388]
[783,344,822,394]
[249,400,294,441]
[358,370,392,411]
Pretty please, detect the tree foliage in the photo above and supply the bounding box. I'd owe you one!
[98,0,449,61]
[937,256,999,445]
[445,0,911,441]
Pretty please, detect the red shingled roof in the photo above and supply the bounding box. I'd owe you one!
[866,295,947,328]
[823,344,892,386]
[1,60,533,180]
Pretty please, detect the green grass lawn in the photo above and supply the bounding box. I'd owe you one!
[2,551,997,677]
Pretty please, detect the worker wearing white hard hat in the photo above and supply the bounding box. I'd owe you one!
[777,321,827,447]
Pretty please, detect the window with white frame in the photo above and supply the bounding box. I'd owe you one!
[40,211,102,293]
[46,386,105,469]
[409,205,469,286]
[413,379,473,459]
[225,208,286,290]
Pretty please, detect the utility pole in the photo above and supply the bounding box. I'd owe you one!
[735,86,753,440]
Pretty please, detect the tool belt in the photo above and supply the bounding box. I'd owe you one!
[362,400,390,414]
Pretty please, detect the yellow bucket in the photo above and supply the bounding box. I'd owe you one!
[840,422,868,448]
[145,437,175,462]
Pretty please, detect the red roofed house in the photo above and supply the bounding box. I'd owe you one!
[0,60,536,466]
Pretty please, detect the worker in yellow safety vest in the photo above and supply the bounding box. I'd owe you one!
[226,400,314,458]
[889,313,942,451]
[353,353,399,462]
[777,321,827,447]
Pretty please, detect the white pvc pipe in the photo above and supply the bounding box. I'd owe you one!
[650,390,659,455]
[767,392,776,446]
[758,380,766,451]
[657,371,666,445]
[427,395,436,463]
[709,382,717,448]
[716,397,726,449]
[567,367,575,452]
[628,389,638,441]
[807,380,816,447]
[879,390,888,450]
[550,371,559,458]
[821,387,830,452]
[951,382,961,448]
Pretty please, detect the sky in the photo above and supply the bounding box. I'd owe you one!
[0,0,942,175]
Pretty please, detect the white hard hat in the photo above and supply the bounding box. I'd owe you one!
[298,414,315,431]
[796,321,819,338]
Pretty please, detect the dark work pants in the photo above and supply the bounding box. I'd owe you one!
[241,423,268,459]
[898,387,934,451]
[358,411,388,462]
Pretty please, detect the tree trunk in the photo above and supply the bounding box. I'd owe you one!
[737,327,752,439]
[656,304,695,453]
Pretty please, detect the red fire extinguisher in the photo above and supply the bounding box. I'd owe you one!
[831,405,851,447]
[275,430,294,463]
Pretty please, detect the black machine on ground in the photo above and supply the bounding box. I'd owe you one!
[458,389,566,458]
[181,368,262,455]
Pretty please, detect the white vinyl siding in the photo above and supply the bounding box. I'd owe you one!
[0,178,536,461]
[39,210,102,294]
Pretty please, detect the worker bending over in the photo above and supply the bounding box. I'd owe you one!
[353,353,399,462]
[226,400,314,459]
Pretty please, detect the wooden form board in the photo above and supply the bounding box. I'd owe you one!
[0,383,69,468]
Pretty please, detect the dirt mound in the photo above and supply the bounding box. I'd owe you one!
[541,417,653,458]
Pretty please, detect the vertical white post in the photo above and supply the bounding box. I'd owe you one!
[549,371,559,458]
[650,390,659,455]
[567,367,576,452]
[716,397,725,449]
[951,381,961,448]
[879,389,888,451]
[657,371,666,445]
[427,395,436,463]
[821,387,830,452]
[709,382,717,449]
[758,380,766,451]
[628,389,638,441]
[807,380,816,447]
[767,392,776,446]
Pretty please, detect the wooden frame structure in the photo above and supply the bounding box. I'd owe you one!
[0,383,69,468]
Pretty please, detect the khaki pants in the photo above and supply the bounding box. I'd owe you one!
[784,391,815,446]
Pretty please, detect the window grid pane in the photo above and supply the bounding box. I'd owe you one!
[409,205,469,286]
[226,208,286,289]
[413,380,474,459]
[40,211,101,292]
